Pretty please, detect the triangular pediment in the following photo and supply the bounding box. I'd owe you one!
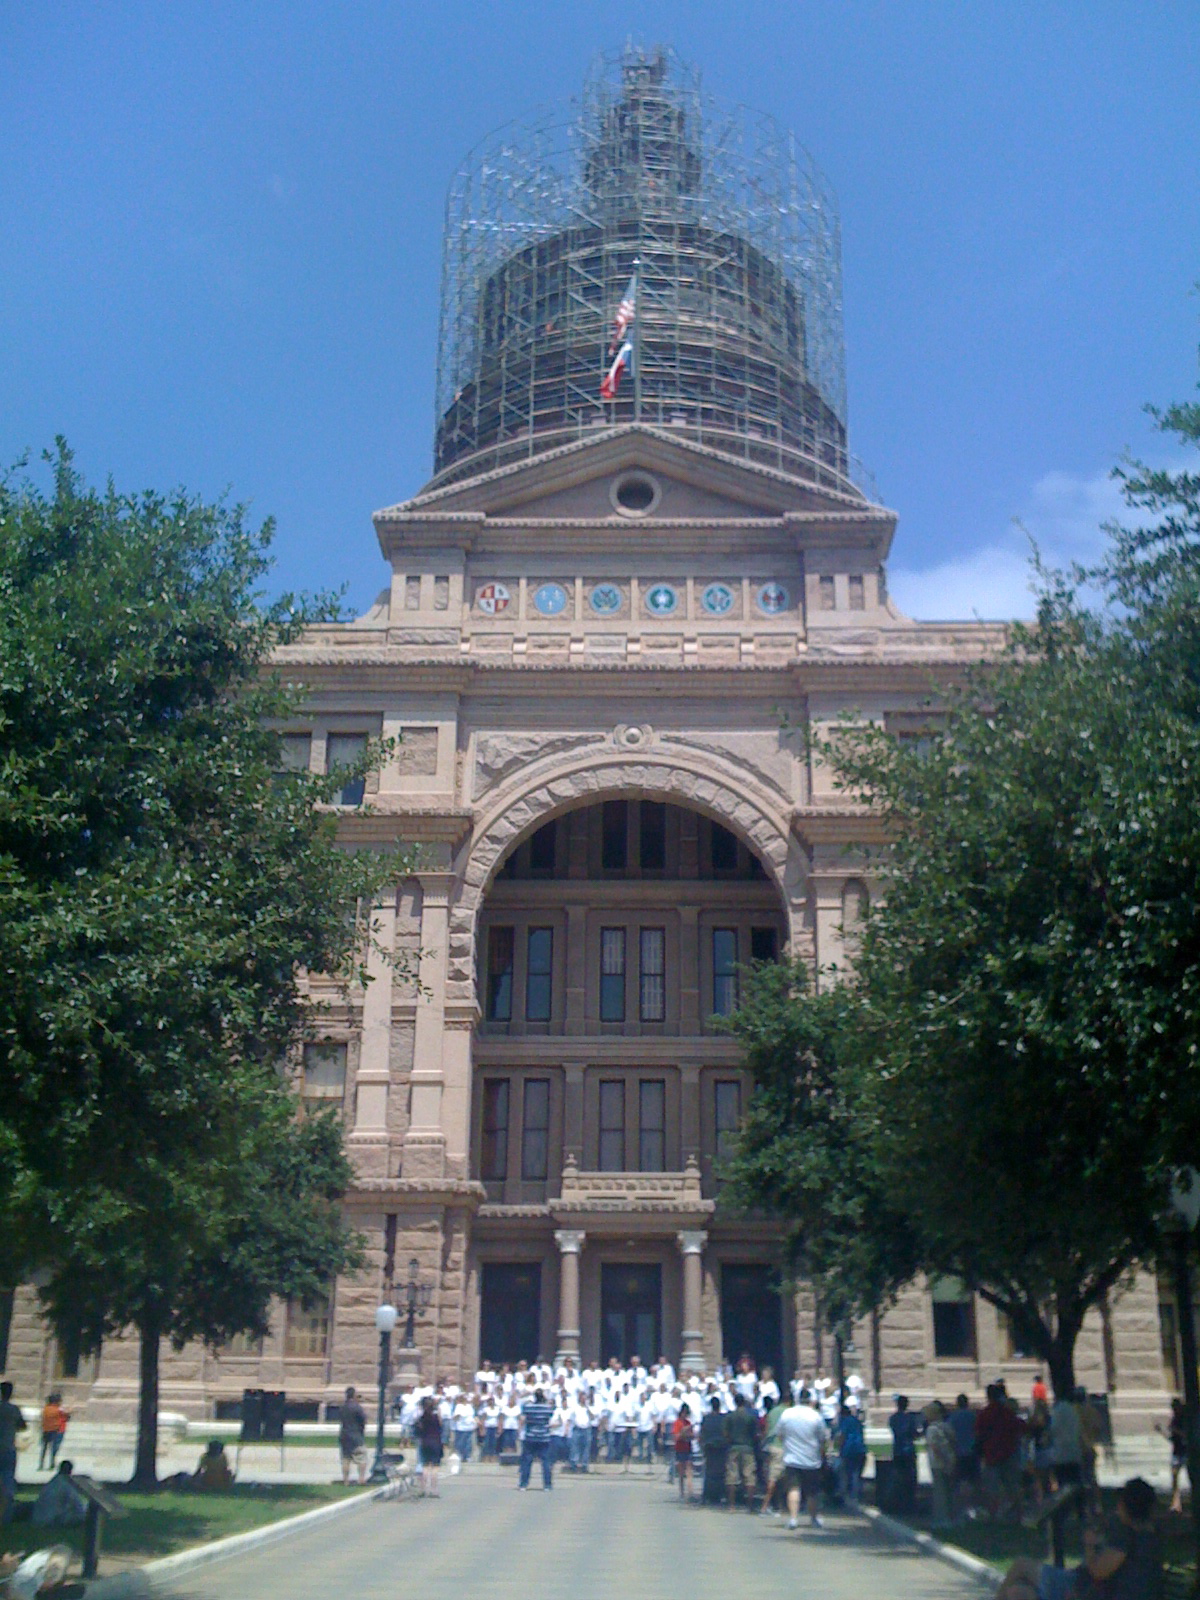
[376,425,882,526]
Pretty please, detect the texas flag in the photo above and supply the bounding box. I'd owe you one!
[600,338,633,400]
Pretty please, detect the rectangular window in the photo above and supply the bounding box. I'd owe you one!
[818,575,836,610]
[714,1079,742,1164]
[598,1079,625,1171]
[599,927,626,1022]
[639,1079,666,1172]
[327,733,367,806]
[278,732,312,773]
[713,928,738,1016]
[931,1278,977,1360]
[602,800,628,871]
[284,1295,330,1358]
[710,823,738,874]
[848,573,865,610]
[481,1079,510,1181]
[223,1330,264,1358]
[639,927,666,1022]
[302,1042,347,1100]
[525,927,553,1022]
[521,1078,550,1181]
[750,926,778,964]
[529,820,557,877]
[486,927,514,1021]
[639,802,666,871]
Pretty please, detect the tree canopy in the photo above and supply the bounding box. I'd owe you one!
[724,364,1200,1398]
[0,445,402,1482]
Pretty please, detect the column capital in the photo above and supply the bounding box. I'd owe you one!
[676,1230,708,1256]
[554,1229,586,1255]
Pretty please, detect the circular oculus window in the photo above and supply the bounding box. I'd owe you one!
[610,471,661,516]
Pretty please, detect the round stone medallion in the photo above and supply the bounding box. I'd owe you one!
[756,581,789,615]
[700,581,735,616]
[476,581,512,616]
[645,583,679,617]
[532,582,568,617]
[589,583,622,615]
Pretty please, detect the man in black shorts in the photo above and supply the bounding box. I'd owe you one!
[776,1389,829,1529]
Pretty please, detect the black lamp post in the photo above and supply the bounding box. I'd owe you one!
[398,1257,434,1350]
[1169,1169,1200,1573]
[369,1301,398,1483]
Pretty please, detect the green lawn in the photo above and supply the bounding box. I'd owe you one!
[0,1482,364,1578]
[890,1484,1195,1587]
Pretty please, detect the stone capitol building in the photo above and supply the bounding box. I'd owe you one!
[4,47,1171,1431]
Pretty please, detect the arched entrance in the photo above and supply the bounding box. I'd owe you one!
[463,768,804,1373]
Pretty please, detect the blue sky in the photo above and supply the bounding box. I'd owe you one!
[3,2,1198,619]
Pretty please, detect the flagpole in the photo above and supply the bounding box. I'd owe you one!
[632,256,642,425]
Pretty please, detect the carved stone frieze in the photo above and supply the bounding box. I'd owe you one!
[658,730,799,802]
[471,732,606,800]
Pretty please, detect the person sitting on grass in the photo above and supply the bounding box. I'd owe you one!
[993,1476,1162,1600]
[31,1459,86,1526]
[192,1440,235,1492]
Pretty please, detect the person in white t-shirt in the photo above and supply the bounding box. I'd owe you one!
[777,1392,829,1529]
[610,1389,635,1470]
[499,1397,522,1454]
[568,1394,592,1473]
[635,1393,657,1467]
[451,1396,477,1463]
[479,1396,501,1458]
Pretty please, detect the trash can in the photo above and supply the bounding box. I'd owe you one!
[873,1456,895,1511]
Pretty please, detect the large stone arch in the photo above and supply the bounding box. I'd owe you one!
[444,754,812,1004]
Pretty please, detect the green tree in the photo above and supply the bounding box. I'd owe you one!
[0,445,402,1484]
[725,361,1200,1400]
[721,960,920,1336]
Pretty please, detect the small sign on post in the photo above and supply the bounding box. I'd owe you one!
[70,1474,125,1581]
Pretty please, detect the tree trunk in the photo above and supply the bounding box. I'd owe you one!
[131,1309,161,1490]
[1047,1315,1081,1401]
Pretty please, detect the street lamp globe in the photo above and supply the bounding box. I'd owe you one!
[1172,1168,1200,1232]
[375,1303,398,1335]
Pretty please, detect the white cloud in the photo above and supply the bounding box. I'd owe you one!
[889,542,1042,621]
[889,460,1165,621]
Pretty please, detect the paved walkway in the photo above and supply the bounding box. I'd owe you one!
[151,1473,989,1600]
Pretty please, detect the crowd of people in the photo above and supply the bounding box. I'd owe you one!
[384,1355,870,1517]
[884,1377,1113,1528]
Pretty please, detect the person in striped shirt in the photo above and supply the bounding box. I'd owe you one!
[518,1389,555,1490]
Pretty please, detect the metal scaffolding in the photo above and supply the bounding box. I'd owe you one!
[434,46,872,500]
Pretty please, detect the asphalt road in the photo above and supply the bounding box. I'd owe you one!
[151,1469,991,1600]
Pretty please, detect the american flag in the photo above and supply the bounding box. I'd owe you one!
[609,268,638,354]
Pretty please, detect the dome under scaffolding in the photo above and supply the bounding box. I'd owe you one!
[434,46,874,501]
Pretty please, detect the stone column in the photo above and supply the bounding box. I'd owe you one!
[554,1230,586,1366]
[679,1061,701,1165]
[565,904,588,1034]
[563,1063,585,1166]
[679,906,700,1033]
[348,890,397,1177]
[677,1230,708,1373]
[403,873,452,1179]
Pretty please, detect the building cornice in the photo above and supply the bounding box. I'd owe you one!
[376,424,881,518]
